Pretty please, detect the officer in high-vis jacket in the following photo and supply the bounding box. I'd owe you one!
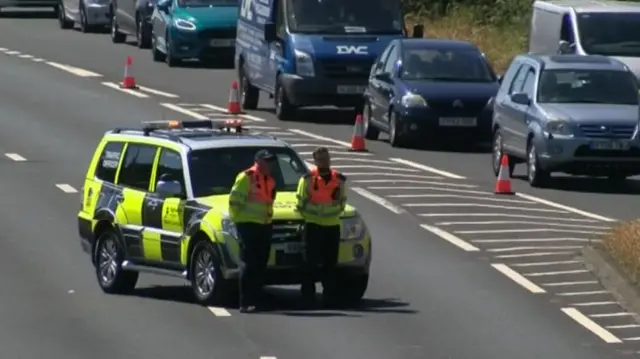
[229,150,277,313]
[296,147,347,307]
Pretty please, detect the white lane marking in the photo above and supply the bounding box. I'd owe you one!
[199,104,267,122]
[573,301,618,306]
[244,125,280,130]
[208,307,231,316]
[561,307,622,343]
[491,264,546,293]
[56,184,78,193]
[470,238,590,243]
[5,50,20,55]
[512,260,580,267]
[608,324,640,329]
[18,54,33,58]
[516,193,616,222]
[160,103,208,119]
[406,194,532,204]
[487,245,583,252]
[524,269,588,276]
[387,187,487,195]
[456,228,604,235]
[349,173,442,179]
[420,224,479,251]
[364,181,477,187]
[330,157,396,164]
[0,47,8,51]
[495,251,575,259]
[404,203,568,213]
[102,82,149,98]
[5,153,26,161]
[266,131,295,136]
[543,281,599,286]
[137,86,179,98]
[290,143,346,149]
[558,290,608,296]
[439,221,608,229]
[590,312,633,318]
[32,58,45,62]
[288,129,351,147]
[389,158,465,179]
[332,165,420,172]
[417,212,598,222]
[260,357,277,359]
[47,62,102,77]
[622,337,640,341]
[298,150,372,156]
[351,187,404,214]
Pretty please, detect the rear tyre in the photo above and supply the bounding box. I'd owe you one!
[190,241,233,306]
[94,230,138,294]
[136,17,151,49]
[362,101,379,140]
[57,2,74,29]
[239,65,259,110]
[110,13,126,43]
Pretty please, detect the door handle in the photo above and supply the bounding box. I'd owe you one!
[114,194,124,202]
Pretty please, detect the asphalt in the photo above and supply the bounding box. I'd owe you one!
[0,9,639,358]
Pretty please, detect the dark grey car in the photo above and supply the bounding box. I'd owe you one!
[492,54,640,187]
[109,0,155,48]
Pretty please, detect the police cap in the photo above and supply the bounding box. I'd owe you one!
[255,149,276,162]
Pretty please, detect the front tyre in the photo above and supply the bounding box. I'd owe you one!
[190,241,232,306]
[362,101,380,140]
[388,112,406,148]
[151,33,165,62]
[94,230,138,294]
[110,13,126,43]
[136,18,151,48]
[57,1,74,29]
[527,142,550,187]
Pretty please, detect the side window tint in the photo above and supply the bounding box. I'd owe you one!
[375,45,393,73]
[509,65,529,94]
[560,14,574,42]
[156,149,186,197]
[383,45,399,74]
[95,142,124,183]
[117,144,158,191]
[521,70,536,96]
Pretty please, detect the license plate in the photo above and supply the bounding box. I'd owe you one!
[590,140,629,150]
[337,85,366,94]
[209,39,235,47]
[438,117,477,127]
[284,242,301,254]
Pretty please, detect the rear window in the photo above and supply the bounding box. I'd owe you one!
[94,141,124,183]
[537,69,639,104]
[188,146,308,197]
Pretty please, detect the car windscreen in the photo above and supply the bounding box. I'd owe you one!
[178,0,236,7]
[400,48,495,82]
[537,69,639,105]
[188,146,309,197]
[287,0,403,34]
[577,12,640,57]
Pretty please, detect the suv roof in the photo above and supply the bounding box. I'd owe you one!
[520,54,628,71]
[535,0,640,13]
[106,118,289,151]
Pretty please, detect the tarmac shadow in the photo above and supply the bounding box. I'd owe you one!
[0,9,56,18]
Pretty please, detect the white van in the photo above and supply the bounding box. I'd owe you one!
[529,0,640,78]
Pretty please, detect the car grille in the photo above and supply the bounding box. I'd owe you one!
[574,145,640,158]
[428,99,488,117]
[198,28,237,40]
[271,220,304,243]
[578,124,636,139]
[318,58,374,79]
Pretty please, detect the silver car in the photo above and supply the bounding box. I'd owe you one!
[57,0,110,32]
[492,54,640,187]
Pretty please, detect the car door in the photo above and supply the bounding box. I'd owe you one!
[141,147,186,267]
[367,44,393,127]
[264,0,286,92]
[500,64,530,154]
[377,44,400,130]
[152,0,172,51]
[115,143,159,261]
[119,0,137,33]
[513,69,538,153]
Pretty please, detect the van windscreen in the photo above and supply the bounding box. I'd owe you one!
[577,12,640,56]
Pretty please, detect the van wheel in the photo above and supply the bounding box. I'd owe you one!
[94,230,138,294]
[190,241,232,306]
[363,101,379,140]
[527,142,549,187]
[275,82,295,121]
[239,66,259,110]
[110,13,126,43]
[136,17,151,49]
[57,1,74,29]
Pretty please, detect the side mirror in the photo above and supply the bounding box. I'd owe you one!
[497,74,503,84]
[511,92,530,105]
[157,1,169,13]
[558,40,575,54]
[264,22,276,42]
[375,72,390,81]
[156,180,182,198]
[412,24,424,38]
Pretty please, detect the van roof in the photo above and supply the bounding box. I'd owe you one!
[535,0,640,13]
[524,54,628,70]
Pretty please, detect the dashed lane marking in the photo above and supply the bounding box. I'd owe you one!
[102,82,149,98]
[288,129,352,147]
[417,212,599,222]
[388,187,488,195]
[512,260,581,267]
[330,157,396,164]
[558,290,609,296]
[32,58,44,62]
[5,153,26,161]
[0,48,7,51]
[56,184,78,193]
[208,307,231,317]
[298,150,372,156]
[573,302,618,306]
[561,307,622,343]
[18,54,32,59]
[524,269,589,276]
[404,203,568,213]
[590,312,635,318]
[137,86,179,98]
[260,357,277,359]
[543,281,599,287]
[455,228,605,235]
[5,50,20,55]
[494,251,575,259]
[200,103,266,122]
[486,245,583,252]
[290,143,347,150]
[471,238,592,243]
[351,187,405,214]
[608,324,640,329]
[161,103,215,119]
[46,62,102,77]
[406,194,532,204]
[369,182,478,189]
[389,157,465,179]
[420,224,479,251]
[438,221,609,229]
[515,193,616,222]
[491,263,546,293]
[349,173,442,179]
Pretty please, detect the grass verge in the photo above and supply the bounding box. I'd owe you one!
[603,220,640,285]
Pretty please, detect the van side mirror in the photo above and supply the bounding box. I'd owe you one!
[511,92,530,105]
[412,24,424,38]
[156,180,182,198]
[558,40,575,54]
[264,22,276,42]
[157,0,170,13]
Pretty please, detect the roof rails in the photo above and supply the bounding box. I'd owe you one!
[111,117,247,142]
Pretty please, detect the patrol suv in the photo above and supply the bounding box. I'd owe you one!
[77,119,371,306]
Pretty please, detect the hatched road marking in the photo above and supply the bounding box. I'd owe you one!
[56,184,78,193]
[562,308,622,343]
[351,187,404,214]
[5,153,26,161]
[420,224,479,252]
[491,264,546,293]
[102,82,149,98]
[46,62,102,77]
[208,307,231,317]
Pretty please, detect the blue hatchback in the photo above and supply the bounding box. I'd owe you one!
[362,39,499,147]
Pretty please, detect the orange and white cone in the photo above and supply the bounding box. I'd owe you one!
[120,56,137,89]
[349,114,367,152]
[495,155,514,195]
[227,81,242,114]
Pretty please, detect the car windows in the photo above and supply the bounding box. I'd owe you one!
[374,44,394,74]
[155,148,186,198]
[383,45,399,74]
[400,48,494,82]
[117,144,158,191]
[499,61,522,94]
[95,141,125,183]
[509,65,530,94]
[521,70,536,97]
[537,69,639,104]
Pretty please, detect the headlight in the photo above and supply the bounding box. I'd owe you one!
[341,215,365,241]
[221,217,238,238]
[546,119,573,136]
[174,18,196,31]
[294,49,314,77]
[401,93,428,107]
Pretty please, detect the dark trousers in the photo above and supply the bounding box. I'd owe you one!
[237,223,272,307]
[301,223,340,294]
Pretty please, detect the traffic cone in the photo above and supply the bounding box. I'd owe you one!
[495,155,514,195]
[120,56,137,89]
[227,81,242,114]
[349,114,367,152]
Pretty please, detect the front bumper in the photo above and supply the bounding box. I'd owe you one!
[169,28,235,61]
[538,136,640,175]
[84,3,110,26]
[280,73,366,108]
[395,107,493,142]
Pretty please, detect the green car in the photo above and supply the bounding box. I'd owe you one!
[150,0,237,67]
